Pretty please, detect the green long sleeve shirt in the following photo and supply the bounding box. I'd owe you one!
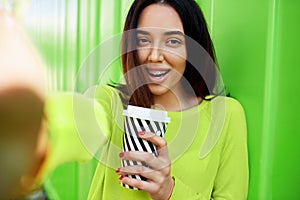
[45,85,248,200]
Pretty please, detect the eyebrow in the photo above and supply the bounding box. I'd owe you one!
[164,31,184,36]
[136,30,184,37]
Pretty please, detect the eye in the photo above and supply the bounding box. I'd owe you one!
[137,37,151,47]
[166,38,182,47]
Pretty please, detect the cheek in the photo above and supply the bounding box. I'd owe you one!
[137,49,150,64]
[166,53,186,74]
[178,57,187,73]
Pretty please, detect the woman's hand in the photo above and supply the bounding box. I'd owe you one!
[117,131,174,200]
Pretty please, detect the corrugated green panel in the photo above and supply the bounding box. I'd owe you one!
[25,1,79,199]
[23,1,128,199]
[210,0,300,199]
[271,0,300,199]
[211,1,269,199]
[195,0,213,32]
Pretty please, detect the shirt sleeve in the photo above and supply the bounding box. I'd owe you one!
[44,91,111,171]
[211,98,249,200]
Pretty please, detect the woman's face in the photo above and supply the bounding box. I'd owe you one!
[136,3,187,98]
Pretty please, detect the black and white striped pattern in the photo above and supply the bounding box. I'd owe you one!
[121,116,167,190]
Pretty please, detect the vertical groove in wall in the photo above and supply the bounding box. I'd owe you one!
[259,0,279,199]
[112,0,122,83]
[63,0,68,90]
[85,0,92,88]
[96,0,101,84]
[75,0,81,92]
[59,1,64,90]
[210,0,214,34]
[95,0,101,45]
[53,0,58,90]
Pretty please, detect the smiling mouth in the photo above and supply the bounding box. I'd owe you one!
[146,68,171,78]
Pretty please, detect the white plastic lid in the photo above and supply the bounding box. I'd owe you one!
[123,105,170,123]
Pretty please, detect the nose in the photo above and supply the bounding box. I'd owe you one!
[148,47,164,62]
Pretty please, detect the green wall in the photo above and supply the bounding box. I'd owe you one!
[202,0,300,199]
[22,0,300,199]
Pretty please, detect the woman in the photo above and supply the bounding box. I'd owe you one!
[84,0,249,199]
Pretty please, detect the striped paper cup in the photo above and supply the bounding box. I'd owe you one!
[121,105,170,190]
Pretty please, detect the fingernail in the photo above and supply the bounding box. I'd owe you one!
[116,168,120,173]
[119,152,124,158]
[119,176,124,181]
[138,131,146,135]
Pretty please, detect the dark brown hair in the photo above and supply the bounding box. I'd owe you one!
[120,0,219,108]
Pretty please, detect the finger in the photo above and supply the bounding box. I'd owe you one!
[120,176,159,194]
[138,131,169,158]
[138,131,167,148]
[117,165,162,181]
[120,151,170,170]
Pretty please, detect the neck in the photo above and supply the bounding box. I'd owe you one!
[153,83,201,112]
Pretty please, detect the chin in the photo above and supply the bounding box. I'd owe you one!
[148,84,170,96]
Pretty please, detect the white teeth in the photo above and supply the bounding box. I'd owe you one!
[150,71,166,76]
[147,69,170,77]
